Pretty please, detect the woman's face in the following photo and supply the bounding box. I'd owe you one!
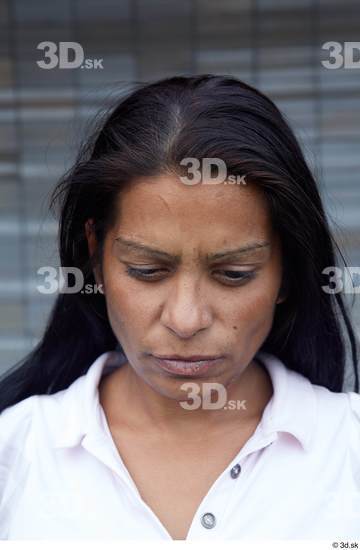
[86,173,285,401]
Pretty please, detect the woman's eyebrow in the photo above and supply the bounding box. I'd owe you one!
[114,236,270,262]
[114,237,181,262]
[207,241,270,261]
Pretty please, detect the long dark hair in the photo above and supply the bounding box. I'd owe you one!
[1,74,359,413]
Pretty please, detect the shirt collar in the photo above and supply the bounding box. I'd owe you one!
[51,349,317,452]
[51,350,127,449]
[256,351,317,452]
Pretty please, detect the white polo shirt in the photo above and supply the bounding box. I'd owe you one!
[0,350,359,540]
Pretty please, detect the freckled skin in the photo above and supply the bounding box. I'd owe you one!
[86,173,286,427]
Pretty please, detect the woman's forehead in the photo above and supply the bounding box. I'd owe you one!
[113,173,271,226]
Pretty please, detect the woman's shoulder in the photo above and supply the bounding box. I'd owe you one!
[0,395,39,508]
[0,385,77,508]
[0,385,66,430]
[0,381,80,452]
[347,390,360,419]
[0,378,82,444]
[0,351,112,454]
[344,391,360,485]
[346,391,360,452]
[0,392,58,463]
[311,382,360,434]
[316,384,360,424]
[0,395,38,446]
[313,385,360,468]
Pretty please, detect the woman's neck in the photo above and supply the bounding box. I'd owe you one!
[98,358,274,441]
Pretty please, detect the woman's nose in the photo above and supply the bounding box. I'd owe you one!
[159,276,213,338]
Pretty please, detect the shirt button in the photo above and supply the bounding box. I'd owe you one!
[200,512,216,529]
[230,463,241,478]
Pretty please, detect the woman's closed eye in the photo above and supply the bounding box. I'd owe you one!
[125,266,257,286]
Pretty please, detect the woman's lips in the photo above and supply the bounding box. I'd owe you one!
[151,355,224,376]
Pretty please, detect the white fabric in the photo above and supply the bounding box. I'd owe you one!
[0,350,359,540]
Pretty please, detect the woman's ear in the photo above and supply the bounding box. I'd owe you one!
[276,279,288,304]
[85,218,96,254]
[85,218,103,288]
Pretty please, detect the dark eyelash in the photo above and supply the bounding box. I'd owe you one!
[222,270,254,281]
[126,267,163,277]
[125,267,256,283]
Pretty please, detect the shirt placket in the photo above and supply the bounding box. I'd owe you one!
[83,401,278,540]
[185,429,278,539]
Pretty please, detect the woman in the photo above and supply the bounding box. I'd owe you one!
[0,75,359,540]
